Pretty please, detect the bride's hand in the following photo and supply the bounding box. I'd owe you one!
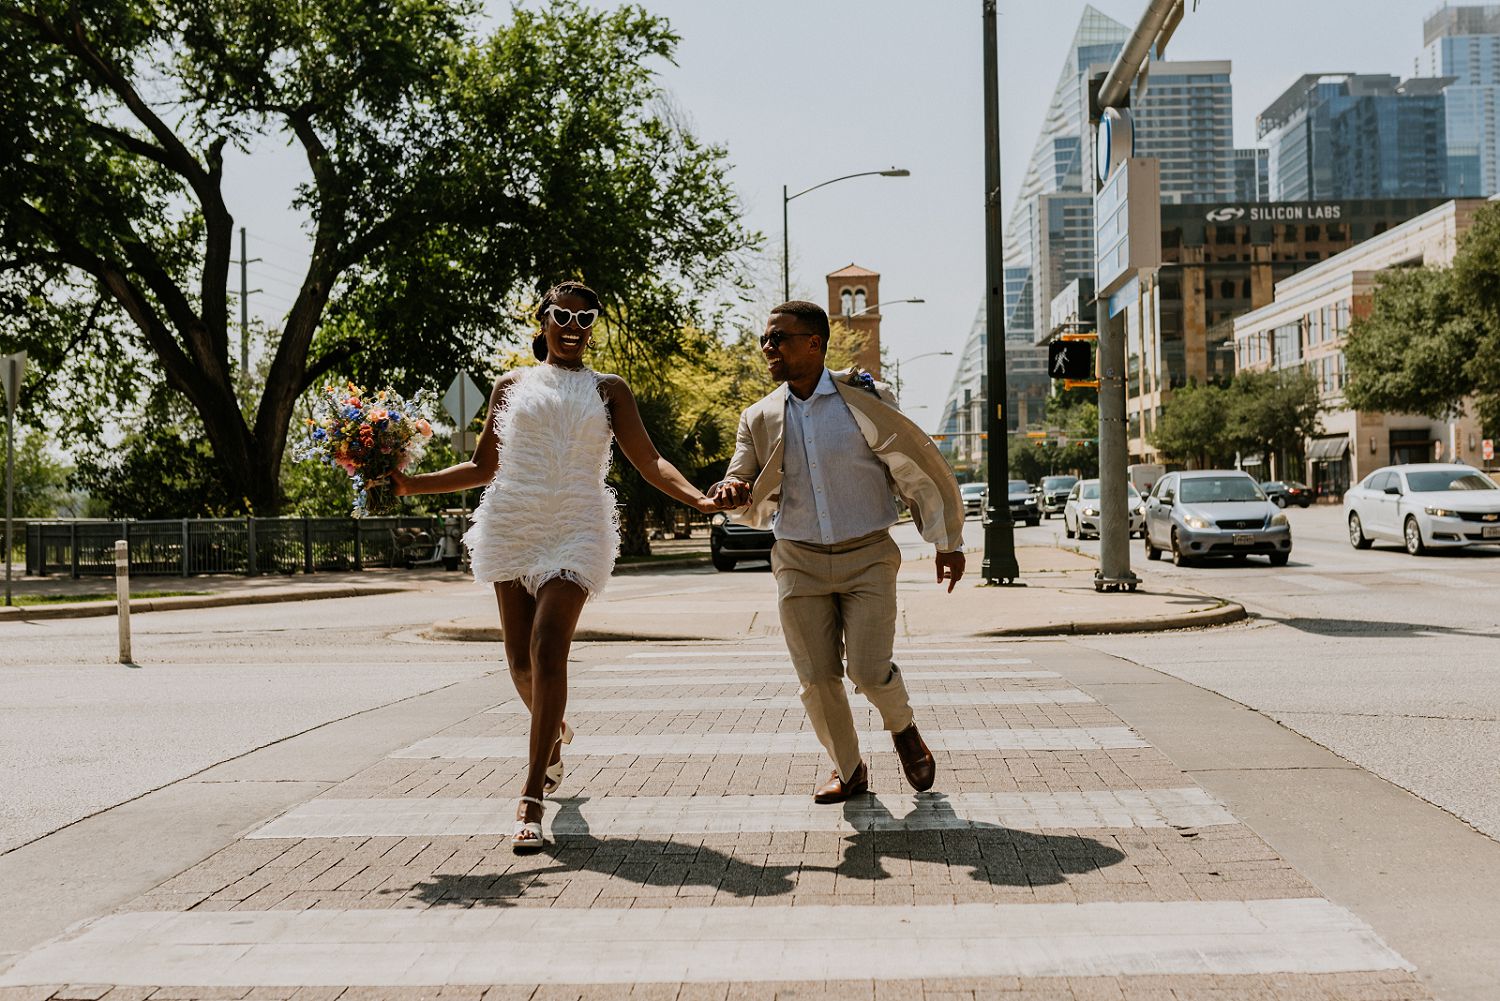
[388,470,413,496]
[692,494,720,515]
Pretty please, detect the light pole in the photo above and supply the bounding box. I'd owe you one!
[890,350,953,403]
[783,169,910,302]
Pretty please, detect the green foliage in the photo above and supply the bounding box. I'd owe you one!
[1149,383,1236,468]
[1008,392,1100,482]
[2,0,756,514]
[1345,202,1500,434]
[4,426,72,518]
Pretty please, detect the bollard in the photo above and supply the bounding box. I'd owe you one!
[115,539,132,664]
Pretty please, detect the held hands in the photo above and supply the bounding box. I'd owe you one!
[935,549,965,593]
[706,478,752,511]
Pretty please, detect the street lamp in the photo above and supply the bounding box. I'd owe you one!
[782,168,911,302]
[847,297,925,317]
[891,349,954,402]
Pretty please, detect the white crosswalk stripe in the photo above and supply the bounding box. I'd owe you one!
[485,690,1095,713]
[0,900,1410,986]
[248,789,1238,839]
[625,647,1019,659]
[573,670,1061,688]
[591,658,1034,671]
[391,726,1150,759]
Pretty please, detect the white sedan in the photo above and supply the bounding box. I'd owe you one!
[1063,478,1145,540]
[1345,462,1500,555]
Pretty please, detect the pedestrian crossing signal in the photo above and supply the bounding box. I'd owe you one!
[1048,341,1093,380]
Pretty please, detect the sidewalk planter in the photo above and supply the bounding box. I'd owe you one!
[23,516,442,578]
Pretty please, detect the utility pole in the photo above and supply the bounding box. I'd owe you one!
[2,351,26,607]
[236,227,262,395]
[981,0,1020,585]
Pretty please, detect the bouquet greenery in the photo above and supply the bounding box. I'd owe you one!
[295,382,437,517]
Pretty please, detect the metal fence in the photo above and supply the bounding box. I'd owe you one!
[21,516,445,578]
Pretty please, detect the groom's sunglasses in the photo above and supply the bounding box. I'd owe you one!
[545,304,600,330]
[759,331,813,350]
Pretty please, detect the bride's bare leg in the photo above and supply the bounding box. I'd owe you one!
[495,582,567,775]
[516,578,588,829]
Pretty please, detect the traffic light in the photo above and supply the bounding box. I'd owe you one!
[1048,340,1093,380]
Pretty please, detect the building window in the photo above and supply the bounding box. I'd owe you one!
[840,288,853,316]
[853,288,867,313]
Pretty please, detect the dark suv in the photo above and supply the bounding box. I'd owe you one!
[709,514,773,571]
[1040,475,1078,519]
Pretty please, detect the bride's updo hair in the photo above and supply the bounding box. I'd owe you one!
[533,280,603,361]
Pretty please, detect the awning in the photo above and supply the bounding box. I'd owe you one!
[1309,436,1350,461]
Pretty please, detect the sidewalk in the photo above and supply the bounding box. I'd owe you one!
[429,546,1245,642]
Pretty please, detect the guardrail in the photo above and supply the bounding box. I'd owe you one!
[21,516,445,578]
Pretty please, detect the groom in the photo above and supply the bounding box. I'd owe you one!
[710,300,967,803]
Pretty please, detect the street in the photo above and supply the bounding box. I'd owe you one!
[2,520,1499,998]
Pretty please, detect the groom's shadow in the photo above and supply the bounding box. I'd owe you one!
[390,792,1124,907]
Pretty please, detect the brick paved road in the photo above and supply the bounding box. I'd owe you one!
[0,640,1430,1000]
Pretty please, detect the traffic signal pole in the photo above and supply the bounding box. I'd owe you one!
[980,0,1020,585]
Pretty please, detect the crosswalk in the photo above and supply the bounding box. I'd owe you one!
[0,641,1425,998]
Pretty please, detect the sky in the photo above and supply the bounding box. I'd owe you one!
[221,0,1440,431]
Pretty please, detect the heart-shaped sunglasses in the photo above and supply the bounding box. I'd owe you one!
[544,304,599,330]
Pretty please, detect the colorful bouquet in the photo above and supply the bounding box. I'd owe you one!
[294,382,438,517]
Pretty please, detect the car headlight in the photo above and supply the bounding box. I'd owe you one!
[710,513,728,527]
[1082,507,1099,516]
[1184,515,1212,530]
[1270,512,1289,527]
[1424,506,1458,517]
[1135,505,1145,516]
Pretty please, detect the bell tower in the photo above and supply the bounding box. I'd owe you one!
[826,263,881,378]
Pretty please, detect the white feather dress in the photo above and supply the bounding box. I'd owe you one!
[465,364,619,598]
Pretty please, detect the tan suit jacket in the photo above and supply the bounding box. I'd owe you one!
[725,369,966,553]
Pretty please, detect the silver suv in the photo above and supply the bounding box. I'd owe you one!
[1142,470,1292,567]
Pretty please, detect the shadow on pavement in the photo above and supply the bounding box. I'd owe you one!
[390,793,1125,907]
[1272,616,1500,639]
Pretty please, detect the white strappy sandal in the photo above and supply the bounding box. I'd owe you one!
[512,795,545,853]
[542,721,575,796]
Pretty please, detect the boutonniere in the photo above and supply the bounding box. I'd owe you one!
[847,369,881,396]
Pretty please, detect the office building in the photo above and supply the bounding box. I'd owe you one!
[1233,199,1489,494]
[1259,73,1457,200]
[1420,4,1500,195]
[1233,147,1269,202]
[936,302,1049,477]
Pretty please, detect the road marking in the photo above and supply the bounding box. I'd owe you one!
[247,788,1232,839]
[484,690,1096,713]
[1396,571,1470,589]
[1274,573,1368,592]
[0,900,1408,985]
[391,726,1149,759]
[625,647,1018,659]
[593,658,1035,671]
[573,670,1061,688]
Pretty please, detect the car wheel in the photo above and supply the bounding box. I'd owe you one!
[711,553,737,572]
[1273,495,1288,508]
[1348,512,1372,550]
[1027,518,1039,527]
[1144,533,1162,560]
[1064,515,1075,539]
[1269,551,1291,567]
[1043,511,1051,520]
[1299,500,1312,508]
[1171,528,1192,567]
[1404,516,1428,556]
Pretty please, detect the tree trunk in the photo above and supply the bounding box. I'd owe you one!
[619,505,651,558]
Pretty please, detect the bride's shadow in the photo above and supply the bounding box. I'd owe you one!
[390,793,1125,907]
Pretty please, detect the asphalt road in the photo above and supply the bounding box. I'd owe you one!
[1017,503,1500,840]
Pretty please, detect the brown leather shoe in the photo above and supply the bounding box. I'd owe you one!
[892,723,936,792]
[813,761,870,803]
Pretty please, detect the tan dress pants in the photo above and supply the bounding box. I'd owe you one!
[771,529,914,781]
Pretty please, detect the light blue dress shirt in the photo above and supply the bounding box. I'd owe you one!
[774,369,899,545]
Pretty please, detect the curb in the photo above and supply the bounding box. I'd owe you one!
[613,555,712,574]
[980,600,1247,637]
[0,585,413,622]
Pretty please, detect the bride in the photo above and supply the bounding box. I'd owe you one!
[391,281,724,852]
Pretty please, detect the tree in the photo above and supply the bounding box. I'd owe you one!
[1230,368,1323,477]
[4,426,71,518]
[1149,383,1236,468]
[1344,202,1500,434]
[1,1,755,513]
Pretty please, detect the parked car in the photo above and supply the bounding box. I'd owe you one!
[1261,480,1313,508]
[709,514,773,571]
[960,482,987,518]
[1344,463,1500,556]
[1142,469,1292,566]
[1007,479,1040,526]
[1040,475,1078,518]
[1062,479,1145,540]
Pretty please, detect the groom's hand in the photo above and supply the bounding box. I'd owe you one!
[935,549,965,593]
[709,478,751,509]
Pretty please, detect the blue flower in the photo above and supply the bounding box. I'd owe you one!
[311,427,327,442]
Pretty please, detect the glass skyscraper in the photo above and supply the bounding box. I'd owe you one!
[1259,74,1457,200]
[1420,4,1500,195]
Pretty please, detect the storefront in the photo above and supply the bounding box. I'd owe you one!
[1308,435,1351,499]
